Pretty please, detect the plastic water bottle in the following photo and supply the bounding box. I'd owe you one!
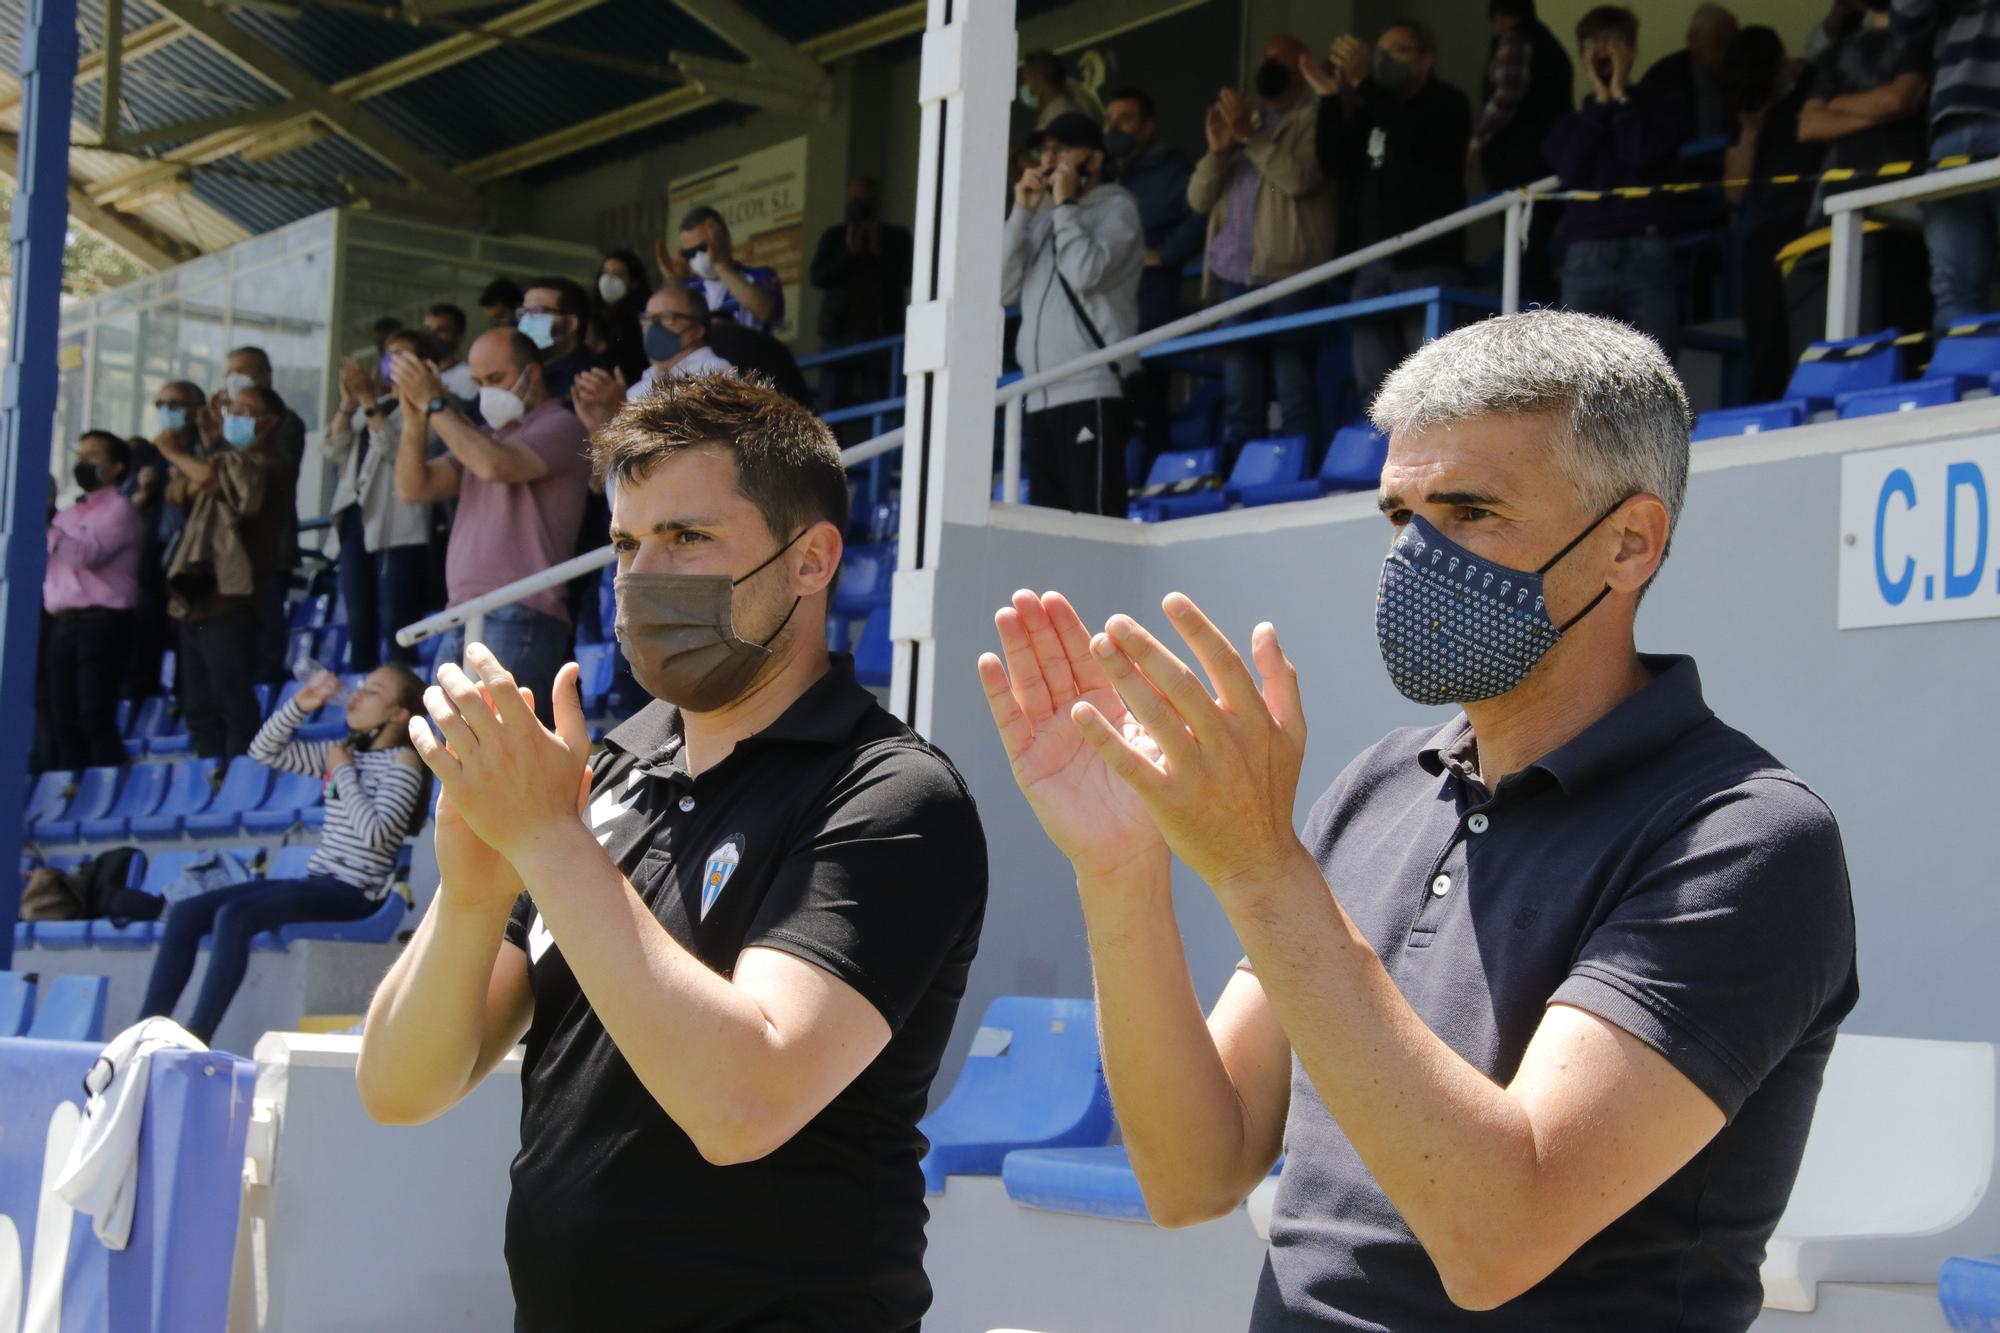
[292,656,350,708]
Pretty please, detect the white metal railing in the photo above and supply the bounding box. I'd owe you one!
[1821,155,2000,340]
[397,179,1553,651]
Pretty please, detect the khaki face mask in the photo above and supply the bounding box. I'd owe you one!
[613,529,805,712]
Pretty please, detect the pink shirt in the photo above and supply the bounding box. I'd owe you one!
[445,398,592,623]
[45,486,144,613]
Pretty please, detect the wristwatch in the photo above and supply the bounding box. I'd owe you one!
[425,396,448,417]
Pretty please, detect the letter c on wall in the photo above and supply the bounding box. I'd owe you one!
[1875,467,1917,606]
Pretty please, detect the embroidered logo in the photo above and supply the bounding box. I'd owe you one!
[700,836,744,922]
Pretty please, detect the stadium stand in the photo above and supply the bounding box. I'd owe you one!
[24,972,108,1041]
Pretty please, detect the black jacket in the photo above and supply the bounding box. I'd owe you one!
[1315,77,1472,268]
[1481,17,1574,189]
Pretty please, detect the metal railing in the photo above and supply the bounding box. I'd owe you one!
[395,178,1554,651]
[1822,155,2000,340]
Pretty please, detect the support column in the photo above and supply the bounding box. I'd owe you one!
[889,0,1014,733]
[0,0,78,967]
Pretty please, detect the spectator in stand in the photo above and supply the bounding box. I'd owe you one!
[658,208,785,336]
[1722,26,1822,401]
[1806,0,1868,62]
[480,278,523,330]
[148,380,204,575]
[1305,22,1472,407]
[1102,86,1207,462]
[1471,0,1574,304]
[1791,0,1934,343]
[572,285,733,434]
[1642,4,1741,140]
[809,177,914,433]
[138,664,428,1044]
[1189,34,1337,461]
[1002,112,1146,517]
[391,330,591,726]
[1019,49,1087,131]
[158,383,299,760]
[425,303,477,404]
[517,277,604,408]
[594,250,653,384]
[120,429,171,698]
[44,431,145,769]
[205,346,303,684]
[1543,6,1690,359]
[329,330,436,672]
[1896,0,2000,329]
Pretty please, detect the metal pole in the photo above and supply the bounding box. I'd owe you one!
[0,0,80,969]
[1824,210,1863,341]
[1501,195,1523,315]
[99,0,123,148]
[1000,396,1023,505]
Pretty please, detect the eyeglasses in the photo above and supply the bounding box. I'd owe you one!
[639,313,695,330]
[515,305,562,319]
[679,244,708,261]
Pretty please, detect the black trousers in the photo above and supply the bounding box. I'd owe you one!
[1121,368,1172,473]
[1025,397,1129,518]
[46,608,133,770]
[253,569,290,684]
[179,608,262,759]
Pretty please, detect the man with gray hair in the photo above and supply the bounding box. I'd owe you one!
[980,309,1856,1328]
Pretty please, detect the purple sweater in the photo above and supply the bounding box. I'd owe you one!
[1541,83,1688,240]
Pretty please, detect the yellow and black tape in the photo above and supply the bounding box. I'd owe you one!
[1798,317,2000,362]
[1531,151,2000,203]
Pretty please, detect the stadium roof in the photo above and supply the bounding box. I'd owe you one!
[0,0,1075,267]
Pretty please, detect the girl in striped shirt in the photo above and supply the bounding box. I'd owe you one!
[137,664,429,1044]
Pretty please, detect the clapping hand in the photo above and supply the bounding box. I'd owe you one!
[1330,34,1371,88]
[655,236,692,283]
[572,366,628,433]
[1217,87,1253,142]
[1297,50,1342,98]
[388,350,442,415]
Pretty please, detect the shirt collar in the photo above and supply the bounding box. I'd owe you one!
[603,653,877,771]
[1417,655,1714,795]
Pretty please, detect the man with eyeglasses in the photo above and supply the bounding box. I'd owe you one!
[571,286,734,434]
[656,207,784,335]
[516,276,608,408]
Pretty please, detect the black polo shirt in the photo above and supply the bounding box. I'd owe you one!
[1252,656,1858,1332]
[500,656,987,1332]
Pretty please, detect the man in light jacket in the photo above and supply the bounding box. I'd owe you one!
[1189,34,1337,461]
[1001,112,1145,518]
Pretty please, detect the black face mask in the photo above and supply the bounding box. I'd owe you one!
[73,461,103,493]
[844,199,877,224]
[1254,58,1293,101]
[344,720,407,751]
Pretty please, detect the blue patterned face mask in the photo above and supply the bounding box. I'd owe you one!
[1374,503,1625,705]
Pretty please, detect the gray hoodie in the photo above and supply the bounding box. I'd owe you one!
[1001,182,1145,412]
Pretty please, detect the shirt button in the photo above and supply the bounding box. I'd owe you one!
[1467,813,1490,834]
[678,796,695,812]
[1430,874,1452,897]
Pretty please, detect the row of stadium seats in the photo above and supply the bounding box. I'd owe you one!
[15,844,409,953]
[1127,426,1390,524]
[27,759,326,843]
[0,971,108,1041]
[1694,318,2000,442]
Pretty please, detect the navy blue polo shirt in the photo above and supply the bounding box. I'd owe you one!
[1251,655,1858,1332]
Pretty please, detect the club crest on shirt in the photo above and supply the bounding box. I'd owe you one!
[700,837,744,922]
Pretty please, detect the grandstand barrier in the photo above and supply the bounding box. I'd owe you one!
[1824,156,2000,340]
[0,1039,255,1333]
[227,1033,520,1332]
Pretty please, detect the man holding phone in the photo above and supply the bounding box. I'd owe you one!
[1001,111,1146,517]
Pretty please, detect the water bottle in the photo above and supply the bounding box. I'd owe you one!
[292,656,350,709]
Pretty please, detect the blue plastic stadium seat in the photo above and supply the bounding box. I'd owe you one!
[277,893,406,946]
[182,756,275,837]
[1837,377,1961,418]
[854,605,892,688]
[32,920,94,948]
[290,592,333,631]
[0,971,32,1036]
[37,765,123,842]
[284,628,318,678]
[12,921,31,949]
[576,641,618,718]
[834,542,896,618]
[1128,448,1222,523]
[1222,435,1311,505]
[917,995,1114,1193]
[89,853,157,947]
[129,758,221,839]
[1691,401,1805,441]
[122,697,167,758]
[268,845,317,879]
[25,769,76,831]
[1941,1254,2000,1329]
[299,804,328,831]
[79,764,171,841]
[1002,1145,1151,1221]
[25,973,109,1042]
[316,625,349,672]
[139,849,204,899]
[1241,424,1388,506]
[239,770,324,834]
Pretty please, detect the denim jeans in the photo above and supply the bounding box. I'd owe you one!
[1924,120,2000,329]
[139,875,376,1044]
[1560,234,1680,360]
[337,507,428,671]
[436,602,573,726]
[179,608,262,759]
[1348,261,1462,409]
[1217,278,1321,454]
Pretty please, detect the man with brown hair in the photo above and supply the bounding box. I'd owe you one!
[357,372,988,1332]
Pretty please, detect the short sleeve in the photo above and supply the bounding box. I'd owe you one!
[1550,778,1857,1120]
[503,890,535,952]
[518,412,591,481]
[744,745,987,1032]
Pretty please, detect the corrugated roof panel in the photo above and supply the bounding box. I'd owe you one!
[224,4,507,88]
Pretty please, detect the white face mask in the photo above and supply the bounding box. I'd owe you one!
[223,371,257,399]
[689,250,718,282]
[479,369,530,430]
[598,273,629,305]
